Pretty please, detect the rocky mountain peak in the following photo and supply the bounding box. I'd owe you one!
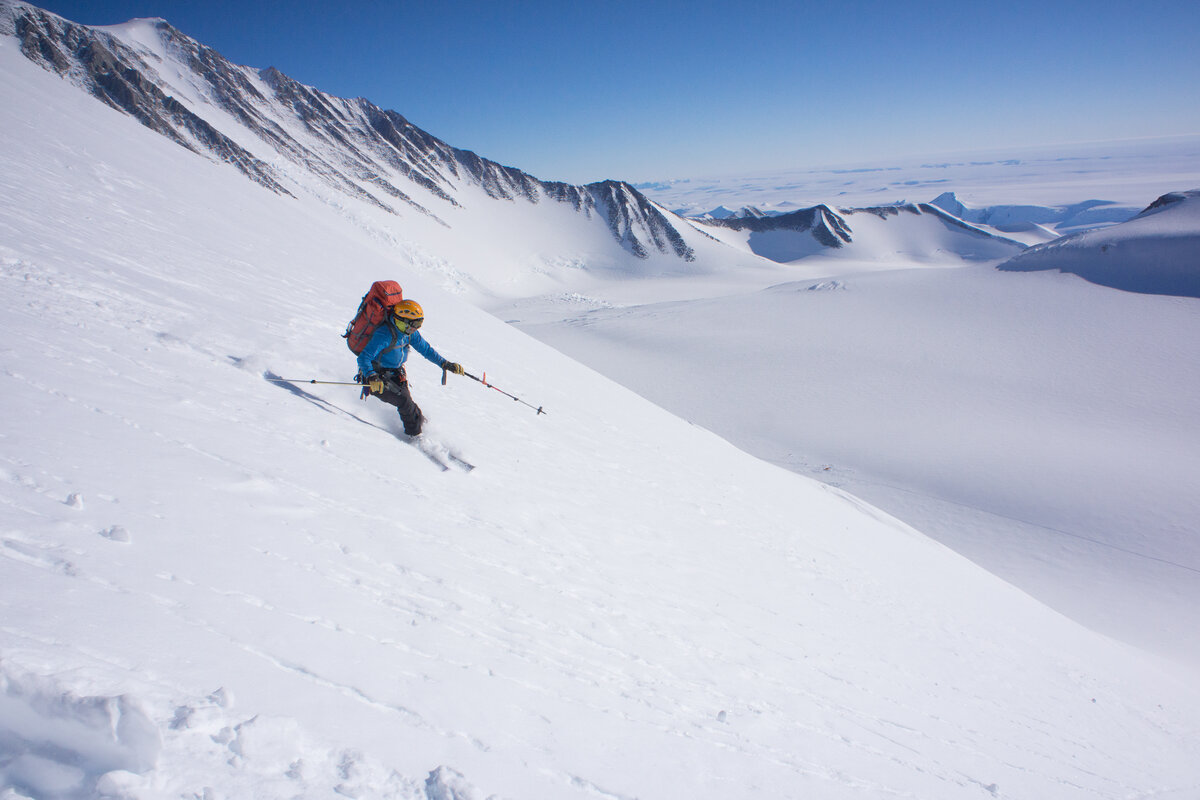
[3,0,700,264]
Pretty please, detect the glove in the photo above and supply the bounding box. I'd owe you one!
[443,362,465,375]
[360,373,384,399]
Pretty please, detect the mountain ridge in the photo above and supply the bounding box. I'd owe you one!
[694,201,1027,263]
[1,0,1047,277]
[2,3,292,195]
[0,0,698,266]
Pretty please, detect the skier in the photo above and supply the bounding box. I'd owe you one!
[357,299,464,437]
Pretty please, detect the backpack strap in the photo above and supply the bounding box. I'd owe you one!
[371,318,404,369]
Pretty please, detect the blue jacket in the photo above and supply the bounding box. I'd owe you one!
[357,322,448,376]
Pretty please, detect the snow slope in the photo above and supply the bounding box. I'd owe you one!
[518,263,1200,671]
[5,16,1200,800]
[998,189,1200,297]
[834,204,1024,262]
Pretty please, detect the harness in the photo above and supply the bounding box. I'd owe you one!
[371,320,408,383]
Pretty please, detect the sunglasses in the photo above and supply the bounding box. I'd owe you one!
[396,316,423,330]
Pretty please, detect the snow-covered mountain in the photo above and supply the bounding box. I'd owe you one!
[930,191,1138,235]
[4,3,1200,800]
[998,189,1200,297]
[695,202,1027,263]
[0,0,1054,293]
[0,0,744,297]
[694,205,778,220]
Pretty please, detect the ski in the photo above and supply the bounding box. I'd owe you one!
[444,451,476,472]
[405,435,475,472]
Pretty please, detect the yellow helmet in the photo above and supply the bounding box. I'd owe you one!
[392,299,424,329]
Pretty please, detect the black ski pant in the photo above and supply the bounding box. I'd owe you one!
[374,368,424,436]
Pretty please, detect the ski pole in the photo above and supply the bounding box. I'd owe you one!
[266,377,362,386]
[455,369,545,415]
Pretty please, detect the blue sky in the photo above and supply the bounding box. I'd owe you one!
[33,0,1200,184]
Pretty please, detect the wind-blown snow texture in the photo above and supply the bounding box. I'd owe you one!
[3,3,1200,799]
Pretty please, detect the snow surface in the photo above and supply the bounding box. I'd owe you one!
[517,266,1200,668]
[4,13,1200,800]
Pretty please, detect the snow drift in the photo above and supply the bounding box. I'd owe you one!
[0,669,161,799]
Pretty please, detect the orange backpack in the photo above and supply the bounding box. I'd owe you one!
[343,280,403,354]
